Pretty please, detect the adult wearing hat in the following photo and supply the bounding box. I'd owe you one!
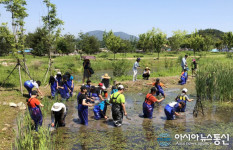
[143,87,165,119]
[27,90,44,131]
[175,88,194,112]
[142,67,150,80]
[133,58,141,82]
[77,86,94,125]
[110,85,127,127]
[101,73,111,89]
[51,102,67,127]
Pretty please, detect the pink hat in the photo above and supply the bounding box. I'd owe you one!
[192,59,196,62]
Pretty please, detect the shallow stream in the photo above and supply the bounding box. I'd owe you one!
[44,87,233,149]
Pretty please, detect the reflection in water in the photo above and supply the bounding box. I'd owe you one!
[142,119,156,141]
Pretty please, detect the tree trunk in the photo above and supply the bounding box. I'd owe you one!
[18,64,23,94]
[157,51,160,60]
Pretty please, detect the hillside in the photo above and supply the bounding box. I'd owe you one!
[86,30,138,41]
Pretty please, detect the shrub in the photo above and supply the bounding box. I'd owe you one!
[112,59,130,77]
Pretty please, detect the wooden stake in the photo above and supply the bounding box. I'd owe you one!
[18,63,23,94]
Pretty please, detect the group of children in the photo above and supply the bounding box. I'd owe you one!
[24,56,197,130]
[47,72,74,100]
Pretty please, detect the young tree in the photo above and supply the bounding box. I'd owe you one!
[188,30,204,56]
[223,32,233,52]
[150,28,167,59]
[202,35,214,52]
[77,33,100,54]
[103,30,122,59]
[42,0,63,78]
[137,32,152,52]
[169,30,187,53]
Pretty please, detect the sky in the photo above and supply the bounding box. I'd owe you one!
[0,0,233,37]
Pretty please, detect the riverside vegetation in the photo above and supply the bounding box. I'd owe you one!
[0,51,232,149]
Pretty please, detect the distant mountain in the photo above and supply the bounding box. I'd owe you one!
[86,30,138,41]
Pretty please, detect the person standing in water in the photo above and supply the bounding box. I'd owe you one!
[110,85,127,127]
[143,87,165,119]
[77,86,94,125]
[27,91,44,131]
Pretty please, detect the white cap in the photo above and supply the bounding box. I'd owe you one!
[57,72,61,75]
[182,88,188,93]
[51,102,66,112]
[118,85,124,90]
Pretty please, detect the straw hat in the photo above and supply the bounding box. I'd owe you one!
[145,67,150,70]
[102,73,111,79]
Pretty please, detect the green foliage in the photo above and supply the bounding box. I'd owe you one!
[56,34,75,54]
[14,97,55,149]
[223,32,233,52]
[103,30,122,59]
[0,24,14,55]
[25,28,49,56]
[226,53,232,59]
[137,32,152,52]
[98,52,109,58]
[78,32,100,54]
[1,0,28,55]
[196,61,233,102]
[169,30,187,52]
[202,35,214,52]
[150,28,167,59]
[112,59,130,77]
[187,30,204,56]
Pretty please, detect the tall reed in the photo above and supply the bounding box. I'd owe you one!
[195,62,233,102]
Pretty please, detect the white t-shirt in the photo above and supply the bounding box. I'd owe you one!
[133,62,139,70]
[168,102,178,107]
[30,80,39,89]
[181,57,186,67]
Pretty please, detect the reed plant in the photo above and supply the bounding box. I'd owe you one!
[195,62,233,102]
[13,97,56,149]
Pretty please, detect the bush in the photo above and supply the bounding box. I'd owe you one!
[112,59,130,77]
[226,53,232,59]
[99,52,109,58]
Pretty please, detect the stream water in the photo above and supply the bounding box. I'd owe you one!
[44,87,233,149]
